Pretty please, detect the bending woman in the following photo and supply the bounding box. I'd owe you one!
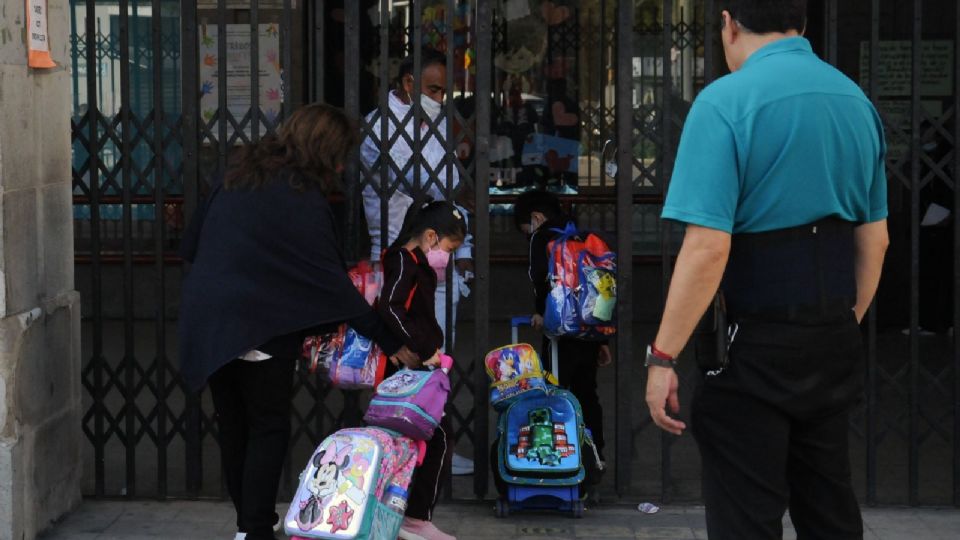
[178,104,416,540]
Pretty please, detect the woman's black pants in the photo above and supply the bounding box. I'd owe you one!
[209,356,296,540]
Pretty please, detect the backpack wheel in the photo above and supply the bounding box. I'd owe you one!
[495,498,510,518]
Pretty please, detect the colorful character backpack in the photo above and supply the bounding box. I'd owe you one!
[363,355,453,441]
[497,388,585,486]
[543,222,617,339]
[285,427,418,540]
[302,261,386,390]
[303,327,388,390]
[348,260,382,306]
[484,343,555,411]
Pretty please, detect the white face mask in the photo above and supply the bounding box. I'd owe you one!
[420,94,442,121]
[530,217,540,233]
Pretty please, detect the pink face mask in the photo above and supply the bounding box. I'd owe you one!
[426,245,451,282]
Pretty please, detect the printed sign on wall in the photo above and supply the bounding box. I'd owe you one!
[26,0,56,68]
[199,24,283,142]
[859,40,954,97]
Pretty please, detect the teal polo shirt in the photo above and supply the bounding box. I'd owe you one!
[662,37,888,234]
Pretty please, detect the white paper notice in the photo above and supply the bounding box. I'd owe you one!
[28,0,50,52]
[921,203,951,226]
[27,0,56,68]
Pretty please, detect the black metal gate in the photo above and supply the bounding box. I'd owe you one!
[71,0,960,506]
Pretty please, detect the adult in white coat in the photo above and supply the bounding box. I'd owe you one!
[360,49,474,355]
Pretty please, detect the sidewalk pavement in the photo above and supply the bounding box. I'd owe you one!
[38,499,960,539]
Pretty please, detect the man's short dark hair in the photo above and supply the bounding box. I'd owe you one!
[718,0,807,34]
[397,48,447,82]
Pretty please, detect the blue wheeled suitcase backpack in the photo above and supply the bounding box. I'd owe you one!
[487,316,590,518]
[495,387,586,518]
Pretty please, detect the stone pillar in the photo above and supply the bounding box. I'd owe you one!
[0,1,82,539]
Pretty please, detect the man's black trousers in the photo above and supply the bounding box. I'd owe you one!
[691,315,865,540]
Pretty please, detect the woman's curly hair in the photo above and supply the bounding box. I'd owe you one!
[224,103,358,194]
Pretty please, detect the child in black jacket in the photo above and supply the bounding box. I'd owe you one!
[514,191,611,462]
[377,200,466,540]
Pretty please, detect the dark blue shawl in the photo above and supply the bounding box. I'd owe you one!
[178,174,371,390]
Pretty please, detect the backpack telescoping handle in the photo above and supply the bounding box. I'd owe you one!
[510,315,530,343]
[510,315,560,382]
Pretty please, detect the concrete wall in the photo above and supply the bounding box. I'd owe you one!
[0,1,82,539]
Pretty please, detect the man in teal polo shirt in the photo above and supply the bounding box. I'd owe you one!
[643,1,889,538]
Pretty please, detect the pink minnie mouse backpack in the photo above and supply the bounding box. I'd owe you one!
[284,427,418,540]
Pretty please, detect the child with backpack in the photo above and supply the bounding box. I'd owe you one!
[513,191,612,468]
[376,200,466,540]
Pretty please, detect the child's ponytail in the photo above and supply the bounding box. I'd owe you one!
[390,197,467,251]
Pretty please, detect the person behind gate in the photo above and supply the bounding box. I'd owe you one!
[359,48,475,345]
[644,1,889,539]
[377,199,466,540]
[177,104,418,540]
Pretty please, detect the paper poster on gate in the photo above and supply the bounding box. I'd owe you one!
[521,133,581,174]
[198,24,282,143]
[26,0,56,68]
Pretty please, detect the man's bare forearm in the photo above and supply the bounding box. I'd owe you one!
[853,219,890,322]
[653,225,731,358]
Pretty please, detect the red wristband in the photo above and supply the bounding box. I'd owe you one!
[650,343,675,362]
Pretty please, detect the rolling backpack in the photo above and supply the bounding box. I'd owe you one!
[496,387,586,487]
[485,320,602,516]
[543,222,617,340]
[285,427,418,540]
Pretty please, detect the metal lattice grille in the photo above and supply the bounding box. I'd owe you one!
[70,0,960,506]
